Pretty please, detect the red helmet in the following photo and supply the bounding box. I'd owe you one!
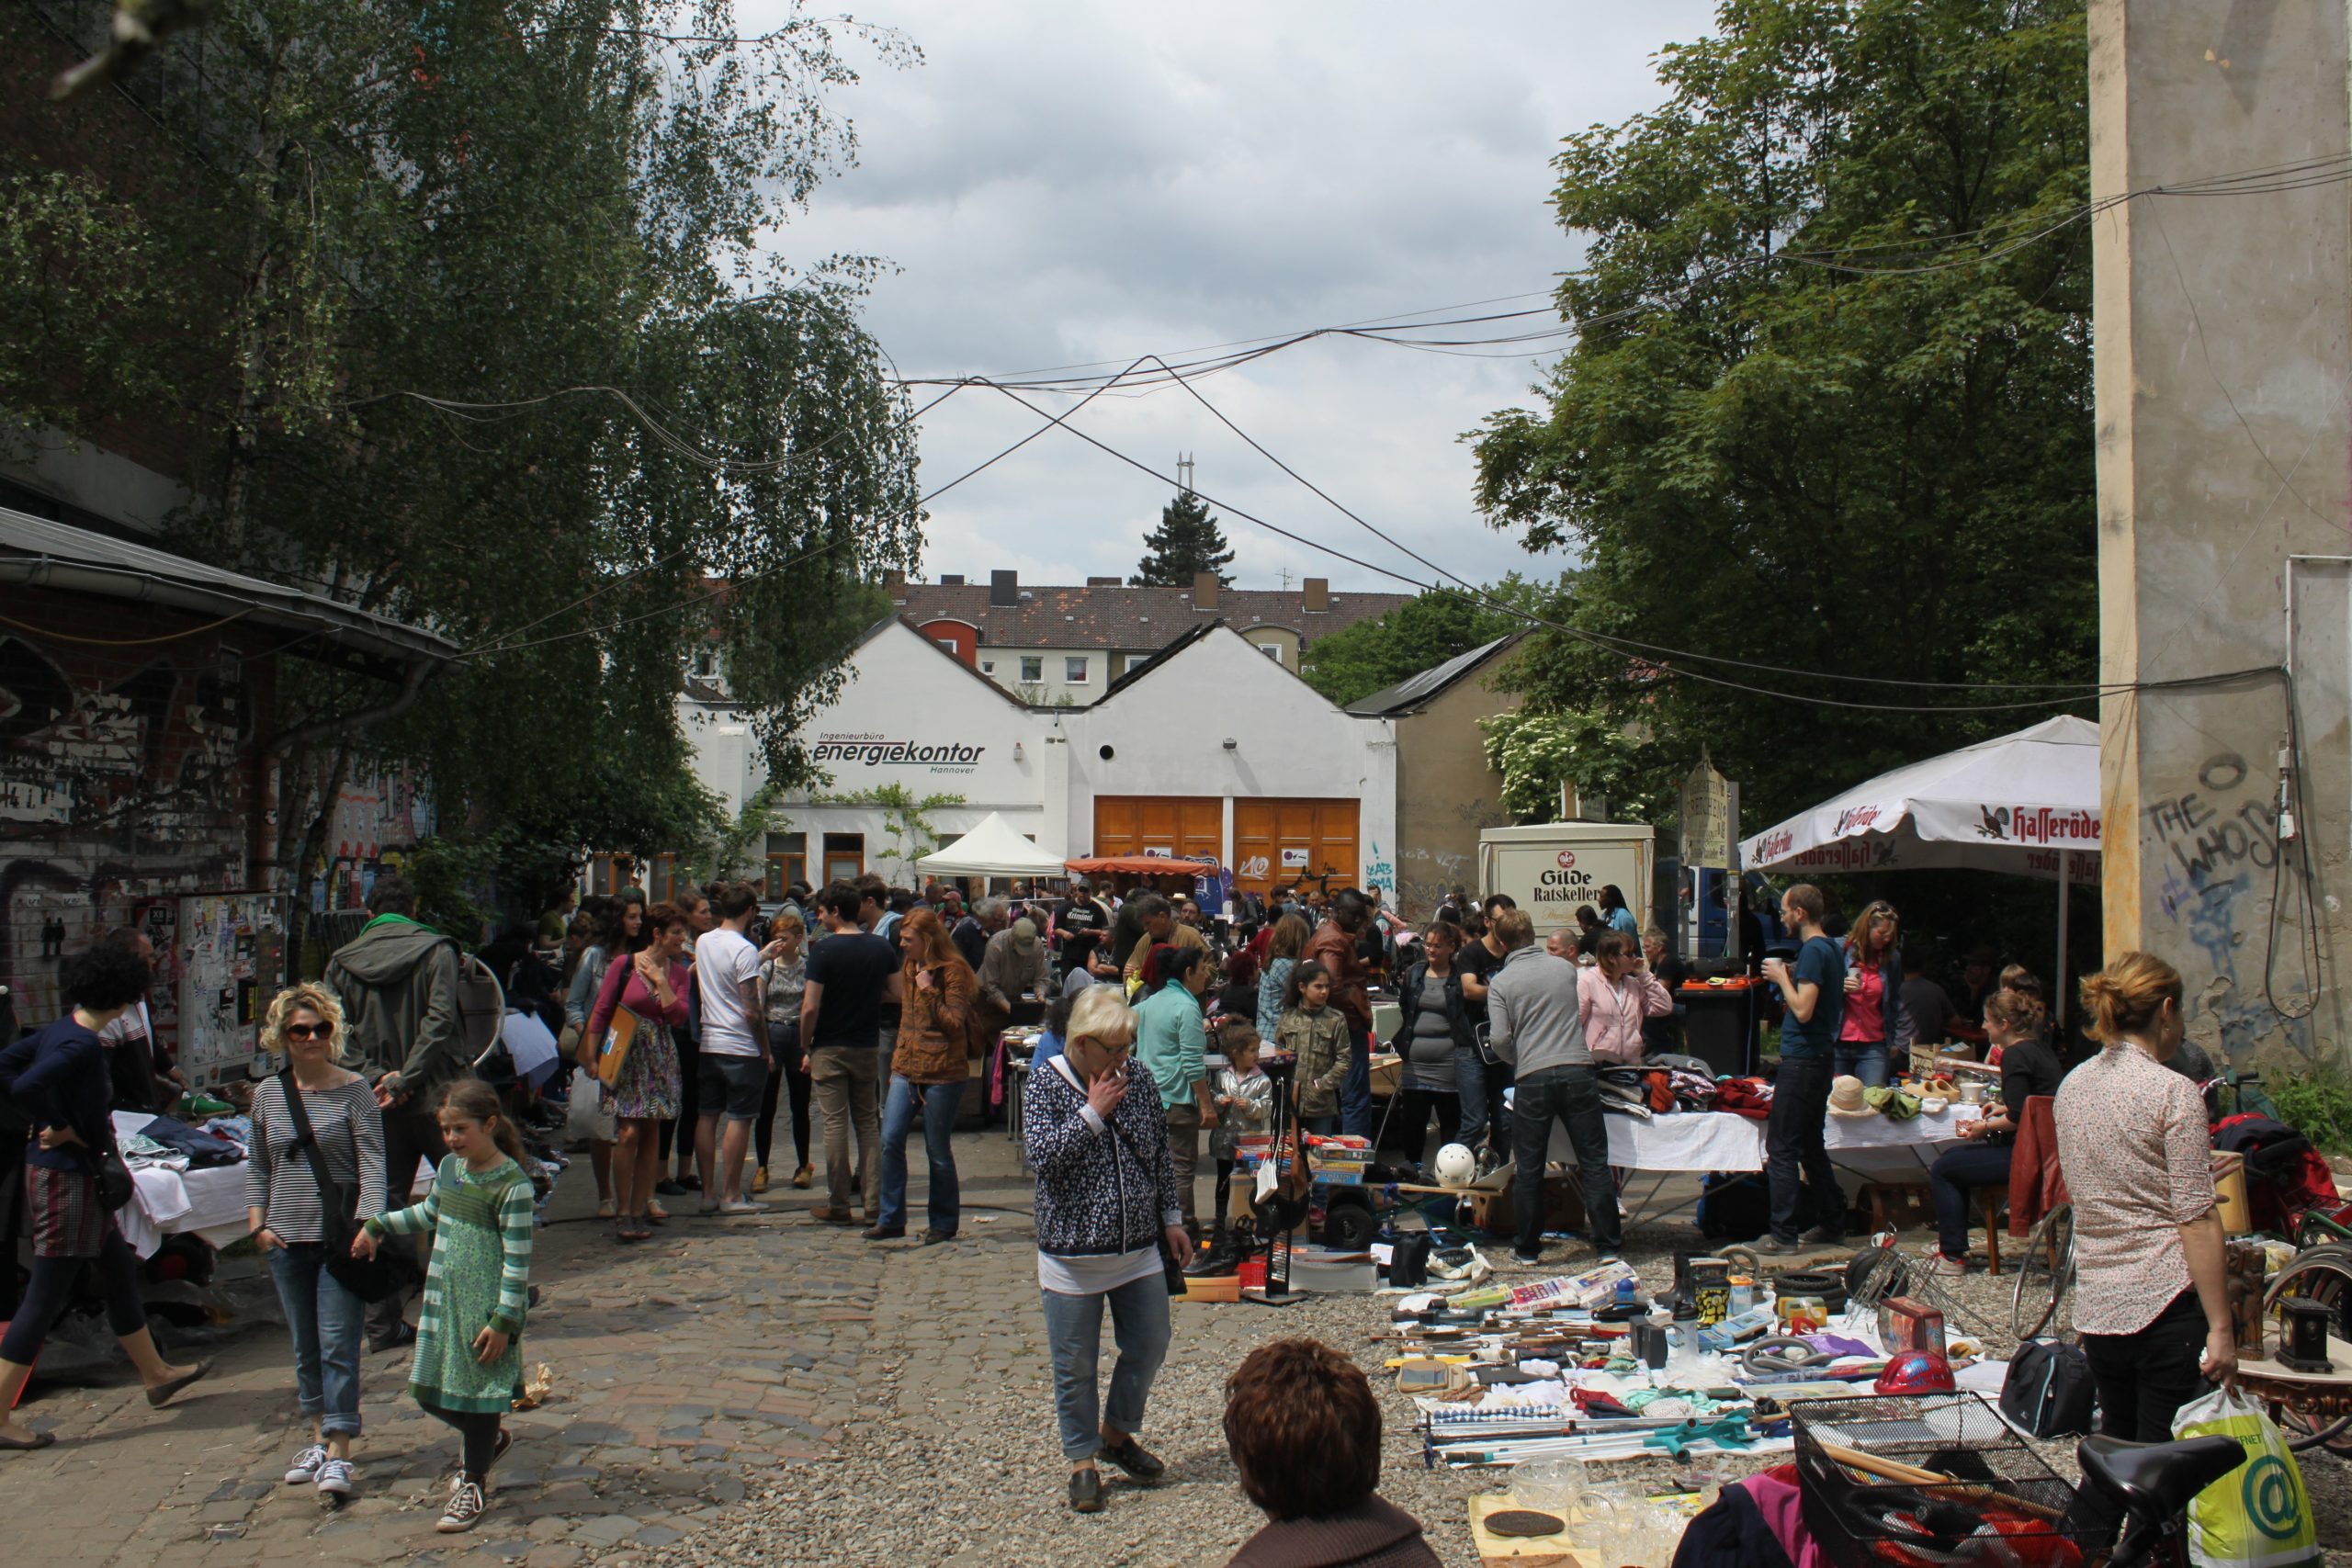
[1874,1350,1956,1395]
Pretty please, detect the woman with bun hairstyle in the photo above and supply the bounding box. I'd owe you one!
[2054,953,2235,1439]
[1920,987,2063,1275]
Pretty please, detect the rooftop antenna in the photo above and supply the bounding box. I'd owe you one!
[1280,567,1295,592]
[1176,453,1194,493]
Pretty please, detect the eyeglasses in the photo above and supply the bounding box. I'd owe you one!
[283,1022,335,1042]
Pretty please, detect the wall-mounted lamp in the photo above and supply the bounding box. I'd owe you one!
[1013,741,1024,761]
[1222,738,1238,751]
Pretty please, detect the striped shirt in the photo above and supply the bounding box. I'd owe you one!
[243,1076,388,1243]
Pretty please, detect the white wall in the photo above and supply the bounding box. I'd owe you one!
[1064,626,1399,894]
[974,643,1155,706]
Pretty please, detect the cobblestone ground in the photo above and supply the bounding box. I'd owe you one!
[15,1122,2352,1567]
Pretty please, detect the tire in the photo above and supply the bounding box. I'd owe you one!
[1323,1199,1378,1251]
[2263,1250,2352,1456]
[2012,1205,2073,1342]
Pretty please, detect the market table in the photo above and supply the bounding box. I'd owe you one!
[111,1111,435,1258]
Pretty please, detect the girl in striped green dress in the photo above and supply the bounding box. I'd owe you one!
[352,1079,534,1534]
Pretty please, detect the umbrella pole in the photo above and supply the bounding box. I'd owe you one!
[2054,863,2070,1031]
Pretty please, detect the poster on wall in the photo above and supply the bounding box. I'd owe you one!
[1144,845,1173,858]
[1279,847,1309,871]
[177,892,287,1087]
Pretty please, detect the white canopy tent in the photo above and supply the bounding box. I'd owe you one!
[917,812,1068,879]
[1736,716,2100,1021]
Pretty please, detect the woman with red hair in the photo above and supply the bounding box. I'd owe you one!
[868,908,977,1243]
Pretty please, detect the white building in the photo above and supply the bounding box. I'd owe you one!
[682,615,1399,903]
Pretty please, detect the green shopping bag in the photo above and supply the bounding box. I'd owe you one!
[2170,1386,2321,1568]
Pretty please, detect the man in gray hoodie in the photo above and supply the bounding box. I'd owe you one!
[1484,908,1620,1267]
[324,873,468,1348]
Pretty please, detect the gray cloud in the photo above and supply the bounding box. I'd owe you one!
[748,0,1719,591]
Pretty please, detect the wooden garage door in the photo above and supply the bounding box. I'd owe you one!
[1092,796,1221,863]
[1232,799,1359,897]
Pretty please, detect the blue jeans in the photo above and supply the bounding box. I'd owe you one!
[1511,1066,1620,1256]
[1453,1044,1490,1150]
[1040,1272,1171,1461]
[1928,1141,2013,1258]
[1835,1043,1891,1088]
[1339,1022,1374,1138]
[268,1242,365,1437]
[876,1077,965,1235]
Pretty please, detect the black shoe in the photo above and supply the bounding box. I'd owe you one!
[1184,1244,1239,1278]
[1096,1435,1164,1483]
[862,1224,905,1241]
[654,1179,688,1196]
[1753,1235,1801,1257]
[919,1229,956,1246]
[1801,1224,1845,1247]
[679,1173,703,1191]
[1511,1247,1544,1267]
[1068,1467,1103,1513]
[368,1322,417,1355]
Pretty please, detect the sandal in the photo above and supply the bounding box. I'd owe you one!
[596,1199,616,1220]
[0,1430,56,1451]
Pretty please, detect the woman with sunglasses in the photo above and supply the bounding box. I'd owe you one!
[245,984,386,1497]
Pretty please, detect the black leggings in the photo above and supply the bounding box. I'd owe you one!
[661,1031,702,1165]
[1389,1086,1461,1166]
[0,1235,148,1364]
[754,1037,812,1172]
[421,1399,505,1478]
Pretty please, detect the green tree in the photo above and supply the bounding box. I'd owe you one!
[0,2,923,932]
[816,783,967,885]
[1300,580,1546,706]
[1469,0,2095,832]
[1481,708,1664,826]
[1130,490,1236,586]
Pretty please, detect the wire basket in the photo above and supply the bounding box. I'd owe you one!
[1790,1393,2100,1568]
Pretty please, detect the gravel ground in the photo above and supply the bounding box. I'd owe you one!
[621,1175,2352,1568]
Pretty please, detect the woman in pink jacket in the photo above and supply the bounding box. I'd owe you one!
[589,902,693,1241]
[1578,929,1672,1065]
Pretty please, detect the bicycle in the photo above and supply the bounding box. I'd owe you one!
[2012,1201,2074,1341]
[2259,1242,2352,1454]
[2080,1430,2248,1568]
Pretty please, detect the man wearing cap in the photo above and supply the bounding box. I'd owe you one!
[978,916,1049,1010]
[1758,883,1848,1256]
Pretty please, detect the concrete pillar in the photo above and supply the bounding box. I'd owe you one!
[2091,0,2352,1066]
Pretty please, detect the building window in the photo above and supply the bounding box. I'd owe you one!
[1257,642,1281,660]
[821,832,863,885]
[1020,656,1043,682]
[933,637,956,654]
[765,831,807,899]
[981,660,995,674]
[1066,656,1089,684]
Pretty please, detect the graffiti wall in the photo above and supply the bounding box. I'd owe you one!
[0,584,275,1043]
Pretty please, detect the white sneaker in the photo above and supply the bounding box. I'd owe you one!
[315,1457,354,1497]
[436,1477,487,1533]
[1920,1250,1966,1278]
[718,1199,768,1214]
[284,1444,328,1484]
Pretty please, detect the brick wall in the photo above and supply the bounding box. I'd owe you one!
[0,583,276,1043]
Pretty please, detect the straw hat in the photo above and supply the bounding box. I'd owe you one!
[1826,1075,1876,1117]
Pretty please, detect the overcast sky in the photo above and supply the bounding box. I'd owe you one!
[752,2,1720,592]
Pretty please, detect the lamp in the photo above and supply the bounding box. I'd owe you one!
[1222,738,1238,750]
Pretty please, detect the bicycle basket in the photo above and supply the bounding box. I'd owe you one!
[1791,1393,2101,1568]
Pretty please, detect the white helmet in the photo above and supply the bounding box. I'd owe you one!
[1432,1143,1477,1187]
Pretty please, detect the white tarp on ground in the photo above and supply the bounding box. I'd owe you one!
[1737,716,2100,882]
[917,811,1068,877]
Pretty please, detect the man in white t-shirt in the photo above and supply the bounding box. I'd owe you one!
[693,882,774,1213]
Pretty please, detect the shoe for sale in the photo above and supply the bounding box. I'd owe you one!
[436,1477,487,1533]
[315,1457,354,1498]
[1096,1434,1165,1483]
[791,1164,813,1190]
[284,1443,329,1484]
[1752,1235,1802,1257]
[752,1167,771,1193]
[1184,1242,1239,1278]
[1920,1250,1967,1278]
[1068,1467,1103,1513]
[718,1200,768,1215]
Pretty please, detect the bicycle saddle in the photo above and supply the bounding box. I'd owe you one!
[2077,1434,2244,1513]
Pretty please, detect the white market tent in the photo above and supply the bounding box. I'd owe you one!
[1736,715,2100,1021]
[917,812,1068,879]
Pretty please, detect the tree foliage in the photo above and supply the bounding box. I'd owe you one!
[0,0,925,923]
[1300,581,1545,707]
[1481,707,1663,826]
[1470,0,2094,833]
[1130,489,1235,586]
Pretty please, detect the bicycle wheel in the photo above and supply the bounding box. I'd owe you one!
[2263,1251,2352,1455]
[2012,1205,2074,1341]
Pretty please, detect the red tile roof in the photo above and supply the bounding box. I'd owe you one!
[893,581,1410,652]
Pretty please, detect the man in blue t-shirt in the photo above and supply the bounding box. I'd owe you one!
[1758,883,1848,1255]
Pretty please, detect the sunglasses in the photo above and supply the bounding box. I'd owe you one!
[283,1022,335,1042]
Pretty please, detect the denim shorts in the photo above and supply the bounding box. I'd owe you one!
[698,1053,769,1120]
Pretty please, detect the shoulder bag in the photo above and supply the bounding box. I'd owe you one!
[277,1072,414,1304]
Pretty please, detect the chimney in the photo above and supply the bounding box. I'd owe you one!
[882,569,906,602]
[1303,576,1329,612]
[939,573,965,586]
[1086,576,1120,587]
[989,569,1019,607]
[1192,570,1219,611]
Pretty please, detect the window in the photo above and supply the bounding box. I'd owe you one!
[933,637,957,654]
[1020,656,1043,682]
[1065,655,1089,684]
[1257,642,1282,660]
[764,831,807,899]
[981,660,995,675]
[821,832,863,885]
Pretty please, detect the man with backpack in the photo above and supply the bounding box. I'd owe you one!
[325,873,469,1350]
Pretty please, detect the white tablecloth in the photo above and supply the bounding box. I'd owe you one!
[111,1110,431,1256]
[1546,1104,1984,1175]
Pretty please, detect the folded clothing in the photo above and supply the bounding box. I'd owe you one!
[130,1112,246,1168]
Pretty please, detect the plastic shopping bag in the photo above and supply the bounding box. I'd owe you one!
[564,1066,611,1145]
[2170,1385,2321,1568]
